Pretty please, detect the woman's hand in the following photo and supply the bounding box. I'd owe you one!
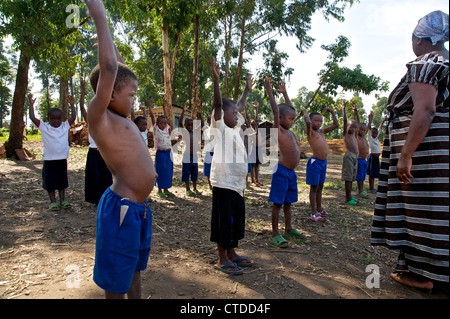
[396,155,413,184]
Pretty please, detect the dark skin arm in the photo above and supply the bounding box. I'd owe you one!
[263,75,279,129]
[301,108,311,134]
[66,95,77,125]
[212,57,222,122]
[79,79,87,121]
[236,75,253,113]
[342,100,348,135]
[179,101,188,128]
[147,99,155,125]
[322,107,339,134]
[28,94,40,127]
[397,82,436,185]
[276,82,292,107]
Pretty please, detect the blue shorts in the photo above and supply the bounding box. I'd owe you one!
[367,154,380,178]
[203,152,214,177]
[356,158,368,182]
[268,163,298,205]
[306,157,327,186]
[182,153,199,182]
[155,149,173,189]
[93,188,152,294]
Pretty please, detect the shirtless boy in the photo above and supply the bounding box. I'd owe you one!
[264,76,304,248]
[341,101,359,205]
[301,107,338,221]
[352,103,373,199]
[86,0,157,299]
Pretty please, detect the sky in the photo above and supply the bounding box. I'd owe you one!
[246,0,449,113]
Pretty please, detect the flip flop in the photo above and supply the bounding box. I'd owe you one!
[194,189,202,196]
[345,199,357,206]
[164,191,175,197]
[269,234,288,248]
[214,264,243,275]
[186,190,195,197]
[49,203,60,211]
[60,201,71,209]
[319,209,329,217]
[232,256,253,267]
[157,192,166,197]
[284,228,305,239]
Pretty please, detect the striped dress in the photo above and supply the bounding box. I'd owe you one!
[370,53,449,283]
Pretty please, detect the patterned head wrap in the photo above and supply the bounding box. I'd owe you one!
[413,10,449,45]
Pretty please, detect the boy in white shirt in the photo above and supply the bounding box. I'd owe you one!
[28,93,76,211]
[367,117,387,193]
[209,57,253,275]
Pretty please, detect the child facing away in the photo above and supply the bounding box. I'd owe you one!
[264,76,305,248]
[28,93,76,211]
[352,102,373,199]
[77,79,113,207]
[131,102,149,147]
[86,0,157,299]
[301,106,339,222]
[341,101,359,205]
[210,57,253,275]
[179,102,201,196]
[367,116,387,193]
[148,99,178,197]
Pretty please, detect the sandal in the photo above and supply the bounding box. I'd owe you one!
[157,192,166,197]
[345,199,357,205]
[49,202,60,211]
[164,191,175,197]
[318,209,329,217]
[232,256,253,267]
[194,189,202,196]
[60,201,71,209]
[186,190,195,197]
[309,212,324,222]
[284,228,305,240]
[214,264,243,275]
[269,234,288,248]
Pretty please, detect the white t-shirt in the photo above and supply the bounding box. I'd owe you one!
[210,109,248,197]
[368,135,381,154]
[38,120,70,161]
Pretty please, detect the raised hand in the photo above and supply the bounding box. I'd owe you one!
[212,57,220,79]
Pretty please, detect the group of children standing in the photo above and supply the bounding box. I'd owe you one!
[28,0,385,298]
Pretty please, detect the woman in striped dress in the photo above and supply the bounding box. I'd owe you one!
[371,10,449,290]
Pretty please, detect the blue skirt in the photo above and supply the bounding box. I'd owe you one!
[155,150,173,189]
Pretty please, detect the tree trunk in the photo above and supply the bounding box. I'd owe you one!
[224,16,232,99]
[162,24,173,128]
[233,14,247,101]
[191,13,200,119]
[4,50,30,159]
[59,76,69,121]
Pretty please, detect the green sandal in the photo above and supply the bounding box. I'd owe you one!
[284,229,305,240]
[194,189,202,196]
[60,201,72,209]
[49,203,60,211]
[269,234,288,248]
[164,191,175,197]
[186,190,195,197]
[157,192,166,197]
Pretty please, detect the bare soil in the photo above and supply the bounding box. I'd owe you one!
[0,139,448,300]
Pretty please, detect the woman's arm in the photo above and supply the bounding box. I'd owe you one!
[396,82,436,184]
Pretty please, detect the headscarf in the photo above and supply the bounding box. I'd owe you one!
[413,10,449,45]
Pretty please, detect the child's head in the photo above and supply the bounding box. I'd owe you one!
[279,103,296,130]
[347,119,358,134]
[134,116,147,132]
[184,118,194,132]
[47,108,63,128]
[89,62,138,117]
[222,98,238,128]
[156,115,168,130]
[358,123,367,136]
[309,112,323,131]
[371,127,378,138]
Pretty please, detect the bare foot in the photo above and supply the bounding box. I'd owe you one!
[390,272,434,291]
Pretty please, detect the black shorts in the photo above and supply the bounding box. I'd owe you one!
[42,159,68,192]
[210,187,245,249]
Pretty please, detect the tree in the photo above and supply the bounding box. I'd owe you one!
[0,39,13,128]
[0,0,89,158]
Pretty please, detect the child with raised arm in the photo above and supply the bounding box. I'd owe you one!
[352,102,373,199]
[29,93,76,211]
[264,76,305,248]
[301,107,339,221]
[73,79,112,206]
[210,57,253,274]
[179,102,201,196]
[367,116,387,193]
[86,0,157,299]
[148,99,177,197]
[341,101,359,205]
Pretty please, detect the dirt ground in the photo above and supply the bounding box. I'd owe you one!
[0,139,448,300]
